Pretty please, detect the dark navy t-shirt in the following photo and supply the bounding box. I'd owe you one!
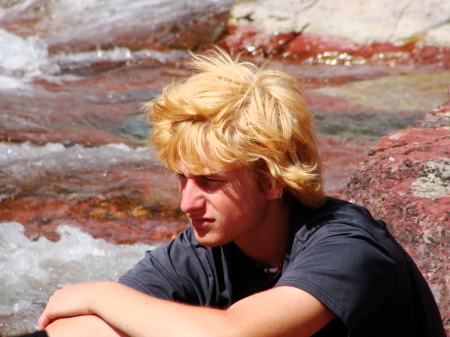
[119,197,445,336]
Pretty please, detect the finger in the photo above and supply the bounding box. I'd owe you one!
[37,292,61,329]
[37,311,51,330]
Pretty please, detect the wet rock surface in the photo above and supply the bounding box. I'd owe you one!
[217,23,450,67]
[0,0,239,54]
[345,96,450,332]
[0,143,187,245]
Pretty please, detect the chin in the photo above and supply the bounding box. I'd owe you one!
[193,231,228,247]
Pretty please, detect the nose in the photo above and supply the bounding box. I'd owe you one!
[179,179,205,215]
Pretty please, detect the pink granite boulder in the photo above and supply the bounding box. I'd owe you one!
[345,91,450,332]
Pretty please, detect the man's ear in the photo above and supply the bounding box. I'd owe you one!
[264,181,284,200]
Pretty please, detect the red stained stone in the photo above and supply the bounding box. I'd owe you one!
[0,164,187,245]
[286,33,361,56]
[319,136,371,199]
[345,106,450,333]
[217,24,450,67]
[306,90,363,112]
[47,10,230,54]
[1,127,138,147]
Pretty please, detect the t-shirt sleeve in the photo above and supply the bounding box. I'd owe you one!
[118,228,214,305]
[275,222,398,334]
[118,246,183,301]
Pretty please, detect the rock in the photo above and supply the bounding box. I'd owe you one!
[0,1,238,54]
[0,143,188,245]
[229,0,450,48]
[218,0,450,66]
[345,92,450,332]
[47,9,231,54]
[217,23,450,67]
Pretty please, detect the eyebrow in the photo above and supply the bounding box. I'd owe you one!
[177,172,223,179]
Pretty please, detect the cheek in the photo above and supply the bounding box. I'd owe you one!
[221,194,265,223]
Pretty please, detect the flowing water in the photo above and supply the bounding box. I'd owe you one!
[1,0,450,334]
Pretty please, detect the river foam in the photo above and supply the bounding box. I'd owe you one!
[0,28,56,83]
[0,222,155,335]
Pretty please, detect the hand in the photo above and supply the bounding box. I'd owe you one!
[38,282,100,330]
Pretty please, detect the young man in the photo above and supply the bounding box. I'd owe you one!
[36,49,445,337]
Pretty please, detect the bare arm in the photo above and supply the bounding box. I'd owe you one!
[45,315,129,337]
[40,282,335,337]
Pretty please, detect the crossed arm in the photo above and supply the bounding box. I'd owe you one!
[39,282,336,337]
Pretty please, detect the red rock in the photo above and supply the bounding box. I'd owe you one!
[0,61,191,146]
[1,127,137,147]
[217,24,450,67]
[286,33,361,58]
[0,163,188,245]
[345,100,450,332]
[216,24,298,57]
[318,136,372,199]
[47,10,231,54]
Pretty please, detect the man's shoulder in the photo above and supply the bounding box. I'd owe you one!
[291,197,381,243]
[314,197,374,221]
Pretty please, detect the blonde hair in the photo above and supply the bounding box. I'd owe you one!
[146,48,325,209]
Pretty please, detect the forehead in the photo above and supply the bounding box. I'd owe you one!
[178,164,259,185]
[178,163,240,176]
[175,157,233,175]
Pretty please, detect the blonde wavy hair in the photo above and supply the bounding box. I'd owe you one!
[145,48,325,209]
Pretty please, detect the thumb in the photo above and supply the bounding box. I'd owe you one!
[37,310,51,330]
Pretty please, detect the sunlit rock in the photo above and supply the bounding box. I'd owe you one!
[229,0,450,47]
[345,95,450,332]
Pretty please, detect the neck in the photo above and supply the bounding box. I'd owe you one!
[235,198,292,268]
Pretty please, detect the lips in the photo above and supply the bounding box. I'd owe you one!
[189,217,213,228]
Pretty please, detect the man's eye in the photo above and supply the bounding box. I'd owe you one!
[198,176,225,190]
[201,177,217,184]
[204,175,228,183]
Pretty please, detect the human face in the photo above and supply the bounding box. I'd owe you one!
[178,165,275,248]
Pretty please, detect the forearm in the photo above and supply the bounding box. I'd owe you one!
[40,282,334,337]
[39,281,229,337]
[77,282,227,337]
[82,283,334,337]
[46,315,129,337]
